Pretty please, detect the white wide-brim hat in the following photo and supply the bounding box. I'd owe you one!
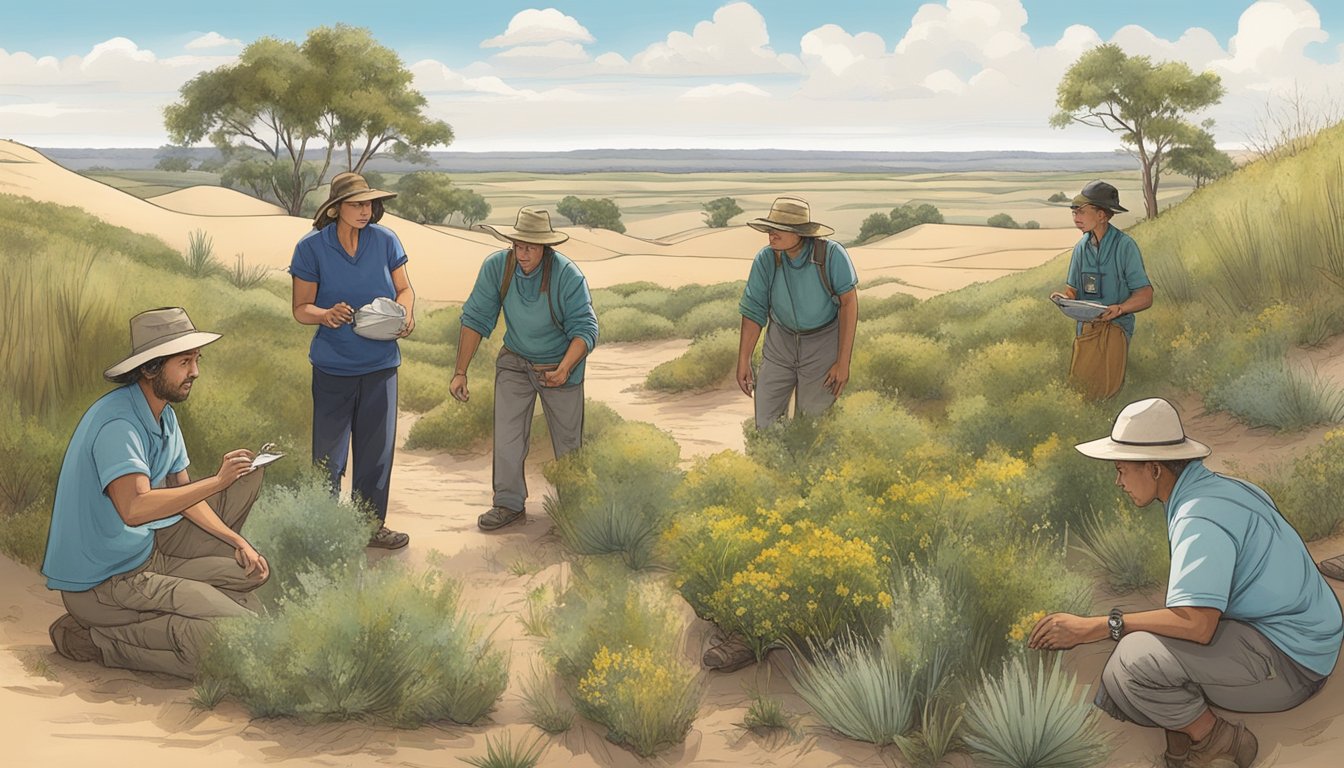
[1075,397,1211,461]
[104,307,221,380]
[747,196,835,237]
[475,206,569,246]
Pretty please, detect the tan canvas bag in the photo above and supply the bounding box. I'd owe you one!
[1069,320,1127,400]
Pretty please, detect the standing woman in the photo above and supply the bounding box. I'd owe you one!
[450,207,598,531]
[289,172,415,549]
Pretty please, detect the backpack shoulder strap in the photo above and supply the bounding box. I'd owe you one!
[812,238,837,301]
[499,249,516,303]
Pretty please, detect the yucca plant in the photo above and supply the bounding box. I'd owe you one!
[895,699,965,768]
[963,653,1111,768]
[459,731,547,768]
[184,229,222,277]
[788,634,916,746]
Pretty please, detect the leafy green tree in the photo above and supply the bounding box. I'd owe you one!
[450,188,491,227]
[165,25,453,216]
[1048,192,1069,203]
[702,196,743,228]
[987,213,1020,229]
[855,203,943,244]
[856,212,892,244]
[389,171,455,224]
[1168,121,1235,188]
[1025,220,1041,229]
[557,196,625,233]
[156,156,192,172]
[1052,43,1224,219]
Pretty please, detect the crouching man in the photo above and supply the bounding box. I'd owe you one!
[1030,398,1341,768]
[41,307,270,679]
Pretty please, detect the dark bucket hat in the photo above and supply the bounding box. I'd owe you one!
[1071,180,1128,213]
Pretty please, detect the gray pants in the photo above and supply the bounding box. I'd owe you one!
[755,318,840,430]
[60,469,268,679]
[493,348,584,512]
[1095,621,1326,729]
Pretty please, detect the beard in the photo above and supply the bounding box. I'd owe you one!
[150,374,193,403]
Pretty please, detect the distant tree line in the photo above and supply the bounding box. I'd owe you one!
[386,172,491,226]
[557,196,626,234]
[855,203,944,244]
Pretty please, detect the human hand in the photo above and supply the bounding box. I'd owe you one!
[1049,291,1067,302]
[450,373,470,402]
[214,448,256,488]
[233,541,270,580]
[1028,612,1105,651]
[824,361,850,397]
[396,310,415,338]
[322,302,355,328]
[1098,305,1125,322]
[539,367,570,387]
[737,360,754,397]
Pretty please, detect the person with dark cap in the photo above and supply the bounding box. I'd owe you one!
[1049,180,1153,398]
[289,172,416,549]
[1030,398,1340,768]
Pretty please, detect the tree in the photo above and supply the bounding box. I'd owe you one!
[557,196,625,233]
[855,203,943,244]
[1048,192,1069,203]
[165,25,453,216]
[702,196,743,228]
[987,213,1021,229]
[1168,121,1234,188]
[389,171,456,224]
[1052,43,1224,219]
[451,188,491,227]
[156,156,193,172]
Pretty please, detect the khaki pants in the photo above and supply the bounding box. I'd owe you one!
[60,470,267,679]
[492,348,585,512]
[755,318,839,430]
[1095,620,1326,729]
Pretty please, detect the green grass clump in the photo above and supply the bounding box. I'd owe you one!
[674,297,739,338]
[1205,360,1344,431]
[851,332,951,400]
[644,328,736,392]
[459,731,548,768]
[200,564,509,727]
[599,306,676,342]
[184,229,222,278]
[963,654,1110,768]
[742,693,794,733]
[1078,508,1168,593]
[519,666,575,733]
[788,634,916,746]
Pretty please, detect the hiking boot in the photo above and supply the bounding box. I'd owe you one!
[702,635,757,673]
[367,525,410,550]
[1186,717,1258,768]
[1319,554,1344,581]
[478,506,525,531]
[49,614,101,663]
[1164,729,1192,768]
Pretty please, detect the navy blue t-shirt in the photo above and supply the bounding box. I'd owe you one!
[289,222,407,375]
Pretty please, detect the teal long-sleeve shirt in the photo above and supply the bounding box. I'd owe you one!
[738,239,858,332]
[460,249,599,384]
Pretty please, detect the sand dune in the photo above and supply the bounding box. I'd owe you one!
[147,186,288,216]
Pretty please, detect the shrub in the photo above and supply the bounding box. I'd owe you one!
[200,564,509,726]
[240,468,375,607]
[1047,192,1069,203]
[955,341,1063,404]
[963,654,1111,768]
[987,213,1021,229]
[742,693,794,733]
[851,332,951,400]
[0,494,52,567]
[675,297,739,338]
[405,376,496,452]
[1205,360,1344,431]
[703,196,743,228]
[575,644,700,756]
[544,563,679,680]
[645,328,736,392]
[399,358,451,413]
[1078,507,1168,593]
[788,633,916,746]
[1266,429,1344,541]
[519,665,575,733]
[620,288,675,317]
[599,306,676,342]
[542,421,682,568]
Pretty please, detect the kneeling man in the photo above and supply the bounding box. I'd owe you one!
[1030,398,1341,768]
[42,307,271,679]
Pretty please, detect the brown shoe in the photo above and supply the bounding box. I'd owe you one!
[49,614,101,663]
[1164,729,1192,768]
[702,635,757,673]
[1187,718,1258,768]
[367,526,409,550]
[477,506,525,531]
[1319,554,1344,581]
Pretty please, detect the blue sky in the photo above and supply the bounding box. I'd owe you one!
[2,1,1340,150]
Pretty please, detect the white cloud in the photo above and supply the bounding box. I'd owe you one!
[630,2,801,75]
[410,59,592,102]
[681,83,770,99]
[492,41,590,62]
[482,8,594,49]
[185,32,243,51]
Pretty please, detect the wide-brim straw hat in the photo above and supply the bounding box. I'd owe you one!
[747,196,835,237]
[474,206,569,246]
[104,307,221,380]
[1075,398,1211,461]
[313,171,397,227]
[1071,180,1128,213]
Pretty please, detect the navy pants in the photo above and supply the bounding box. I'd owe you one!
[311,366,397,522]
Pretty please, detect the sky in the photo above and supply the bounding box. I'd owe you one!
[1,0,1340,152]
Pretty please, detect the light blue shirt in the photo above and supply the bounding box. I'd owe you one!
[1165,461,1342,677]
[41,385,190,592]
[739,239,858,332]
[1065,225,1150,338]
[460,249,599,385]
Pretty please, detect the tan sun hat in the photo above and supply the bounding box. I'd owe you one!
[1075,398,1211,461]
[747,197,835,237]
[104,307,221,381]
[313,171,397,228]
[474,206,569,246]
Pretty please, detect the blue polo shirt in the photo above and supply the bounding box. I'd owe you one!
[1165,461,1342,677]
[739,239,858,332]
[41,385,190,592]
[289,222,408,376]
[460,250,599,385]
[1065,225,1150,338]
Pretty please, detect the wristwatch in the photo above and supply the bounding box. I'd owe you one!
[1108,608,1125,641]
